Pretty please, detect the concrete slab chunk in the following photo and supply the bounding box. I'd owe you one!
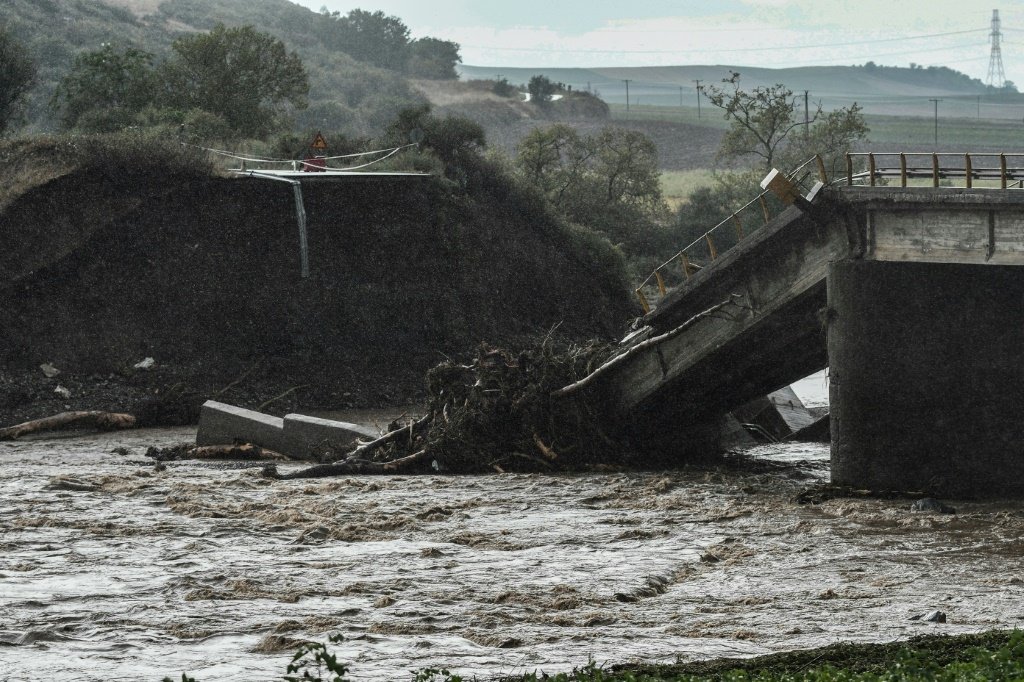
[283,414,378,458]
[196,400,287,452]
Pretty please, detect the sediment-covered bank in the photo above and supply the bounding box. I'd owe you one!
[0,136,635,425]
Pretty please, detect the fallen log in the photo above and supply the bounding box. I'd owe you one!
[342,413,432,461]
[551,296,744,399]
[0,411,136,441]
[263,449,433,479]
[146,442,292,462]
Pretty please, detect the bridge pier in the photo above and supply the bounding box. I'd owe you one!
[828,259,1024,497]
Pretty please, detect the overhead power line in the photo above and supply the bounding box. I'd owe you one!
[460,28,988,56]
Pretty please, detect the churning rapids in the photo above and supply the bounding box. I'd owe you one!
[2,424,1023,681]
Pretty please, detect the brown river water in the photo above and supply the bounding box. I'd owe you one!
[2,424,1023,681]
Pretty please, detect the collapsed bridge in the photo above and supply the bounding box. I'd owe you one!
[588,154,1024,498]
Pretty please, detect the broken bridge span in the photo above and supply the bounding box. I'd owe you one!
[586,155,1024,498]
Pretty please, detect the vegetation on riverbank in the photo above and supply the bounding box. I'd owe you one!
[164,630,1024,681]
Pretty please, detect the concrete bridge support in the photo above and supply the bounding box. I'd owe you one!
[828,259,1024,497]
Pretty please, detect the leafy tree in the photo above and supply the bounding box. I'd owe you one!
[705,71,869,178]
[704,71,816,172]
[319,9,410,71]
[778,103,869,180]
[516,124,668,255]
[0,26,36,135]
[406,37,461,80]
[590,128,662,208]
[51,43,158,131]
[528,75,558,106]
[515,123,590,201]
[384,103,486,179]
[164,24,309,138]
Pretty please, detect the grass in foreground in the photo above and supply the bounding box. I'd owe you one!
[164,630,1024,681]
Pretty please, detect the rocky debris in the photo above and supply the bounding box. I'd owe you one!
[133,357,155,370]
[911,498,957,514]
[39,363,59,378]
[910,610,947,623]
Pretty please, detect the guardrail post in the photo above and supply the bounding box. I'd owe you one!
[1001,154,1008,189]
[732,214,745,241]
[705,233,718,260]
[815,154,827,183]
[758,195,770,224]
[869,153,876,187]
[655,271,667,297]
[965,153,973,189]
[681,253,693,280]
[932,153,940,188]
[635,289,651,314]
[900,153,907,188]
[846,154,853,186]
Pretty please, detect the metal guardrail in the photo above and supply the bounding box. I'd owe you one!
[636,151,1024,314]
[846,152,1024,189]
[635,155,828,313]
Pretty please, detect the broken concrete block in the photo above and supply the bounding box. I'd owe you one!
[283,413,378,458]
[196,400,287,453]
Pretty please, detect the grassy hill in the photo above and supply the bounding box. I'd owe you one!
[460,63,1024,121]
[6,0,428,135]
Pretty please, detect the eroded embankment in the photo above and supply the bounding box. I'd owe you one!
[0,138,635,423]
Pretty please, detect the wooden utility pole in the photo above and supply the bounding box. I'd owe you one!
[930,98,942,146]
[693,79,702,119]
[623,79,631,112]
[804,90,810,140]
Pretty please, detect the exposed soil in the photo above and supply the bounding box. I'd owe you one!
[0,141,636,427]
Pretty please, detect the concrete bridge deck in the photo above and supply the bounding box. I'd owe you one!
[591,182,1024,497]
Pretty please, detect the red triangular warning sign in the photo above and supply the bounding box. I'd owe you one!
[310,131,328,151]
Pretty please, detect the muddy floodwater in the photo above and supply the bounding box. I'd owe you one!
[2,426,1023,681]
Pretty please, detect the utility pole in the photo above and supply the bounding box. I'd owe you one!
[977,95,981,119]
[693,79,702,119]
[679,86,683,108]
[930,98,942,146]
[804,90,810,140]
[623,79,631,112]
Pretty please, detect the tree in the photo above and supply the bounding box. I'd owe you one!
[406,37,461,80]
[164,24,309,138]
[515,124,667,254]
[51,43,158,131]
[528,75,558,106]
[0,26,37,136]
[779,103,869,180]
[319,9,410,71]
[704,71,816,172]
[384,104,486,179]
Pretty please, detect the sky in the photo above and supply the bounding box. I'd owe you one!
[291,0,1024,87]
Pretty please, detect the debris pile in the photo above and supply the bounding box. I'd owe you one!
[265,340,635,479]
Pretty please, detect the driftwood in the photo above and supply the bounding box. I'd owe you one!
[262,449,432,479]
[0,411,136,441]
[146,442,293,462]
[550,296,744,399]
[345,413,433,460]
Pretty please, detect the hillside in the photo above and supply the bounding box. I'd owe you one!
[6,0,428,135]
[0,137,635,424]
[460,64,1024,121]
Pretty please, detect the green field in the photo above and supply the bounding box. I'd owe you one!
[660,169,716,209]
[611,103,1024,151]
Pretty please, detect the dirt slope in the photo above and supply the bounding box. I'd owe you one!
[0,143,635,423]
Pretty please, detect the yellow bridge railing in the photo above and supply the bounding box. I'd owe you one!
[845,152,1024,189]
[635,155,828,314]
